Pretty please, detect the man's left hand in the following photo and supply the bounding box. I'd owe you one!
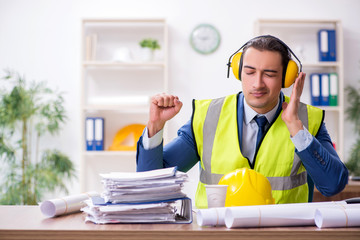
[281,72,306,137]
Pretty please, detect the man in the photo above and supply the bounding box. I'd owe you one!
[136,35,348,209]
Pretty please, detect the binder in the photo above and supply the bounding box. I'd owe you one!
[310,73,321,106]
[85,118,94,151]
[318,29,336,62]
[90,196,193,224]
[329,73,338,106]
[94,117,104,151]
[320,73,330,106]
[328,30,337,61]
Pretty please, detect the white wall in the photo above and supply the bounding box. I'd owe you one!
[1,0,360,198]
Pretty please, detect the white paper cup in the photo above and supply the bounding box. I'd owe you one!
[205,184,228,208]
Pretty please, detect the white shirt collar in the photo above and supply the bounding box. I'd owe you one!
[243,96,280,125]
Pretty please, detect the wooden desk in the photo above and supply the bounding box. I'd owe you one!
[0,206,360,240]
[313,180,360,202]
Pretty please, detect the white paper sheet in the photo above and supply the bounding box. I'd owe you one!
[315,204,360,228]
[101,167,187,203]
[39,191,100,217]
[197,201,349,227]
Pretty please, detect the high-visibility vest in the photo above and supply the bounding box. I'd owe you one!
[192,93,324,209]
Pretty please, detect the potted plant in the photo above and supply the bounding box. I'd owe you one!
[0,70,76,205]
[345,84,360,178]
[139,38,161,61]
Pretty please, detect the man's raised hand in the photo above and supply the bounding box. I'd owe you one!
[147,93,183,137]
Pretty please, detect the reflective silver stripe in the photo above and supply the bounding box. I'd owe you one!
[298,102,309,132]
[200,171,224,185]
[267,171,307,190]
[200,97,225,184]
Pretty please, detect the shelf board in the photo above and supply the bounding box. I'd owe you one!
[83,104,149,113]
[83,18,166,23]
[256,19,340,25]
[318,106,341,112]
[83,150,136,157]
[83,61,165,68]
[302,62,340,68]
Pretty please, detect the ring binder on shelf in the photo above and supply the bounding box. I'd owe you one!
[85,117,104,151]
[310,73,321,106]
[318,29,336,62]
[329,73,338,106]
[320,73,330,106]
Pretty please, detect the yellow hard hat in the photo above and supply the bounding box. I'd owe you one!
[218,168,275,207]
[108,124,146,151]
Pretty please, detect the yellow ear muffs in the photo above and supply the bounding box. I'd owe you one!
[230,52,242,80]
[283,60,299,88]
[231,52,299,87]
[227,35,302,88]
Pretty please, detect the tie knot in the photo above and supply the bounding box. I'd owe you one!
[254,115,268,128]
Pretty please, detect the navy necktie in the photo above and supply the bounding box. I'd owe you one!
[254,116,268,148]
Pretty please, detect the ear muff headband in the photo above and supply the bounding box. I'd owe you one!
[226,35,302,88]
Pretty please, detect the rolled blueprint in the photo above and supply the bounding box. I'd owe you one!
[197,207,227,226]
[315,204,360,228]
[40,191,100,217]
[225,201,358,228]
[197,201,348,227]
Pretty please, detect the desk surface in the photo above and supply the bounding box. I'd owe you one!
[1,206,360,240]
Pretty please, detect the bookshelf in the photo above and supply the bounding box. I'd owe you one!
[80,19,168,192]
[254,19,344,160]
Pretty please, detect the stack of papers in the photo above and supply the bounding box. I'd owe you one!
[81,167,192,224]
[100,167,187,203]
[82,199,179,224]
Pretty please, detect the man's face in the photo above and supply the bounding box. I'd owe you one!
[241,47,283,114]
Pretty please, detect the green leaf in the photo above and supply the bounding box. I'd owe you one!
[139,38,161,50]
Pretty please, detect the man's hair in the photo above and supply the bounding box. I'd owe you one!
[242,36,291,79]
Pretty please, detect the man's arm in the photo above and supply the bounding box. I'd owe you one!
[136,120,199,172]
[136,92,185,172]
[283,72,348,197]
[295,123,348,196]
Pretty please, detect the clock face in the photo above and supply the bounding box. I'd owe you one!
[190,24,221,54]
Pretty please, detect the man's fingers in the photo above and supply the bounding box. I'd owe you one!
[151,94,180,107]
[292,72,306,99]
[297,72,305,89]
[164,95,176,107]
[174,98,183,113]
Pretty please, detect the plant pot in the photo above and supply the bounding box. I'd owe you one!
[140,48,154,61]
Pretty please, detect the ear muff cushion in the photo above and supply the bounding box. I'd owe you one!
[283,60,299,88]
[230,52,242,80]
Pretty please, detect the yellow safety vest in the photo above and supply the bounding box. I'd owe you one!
[192,93,324,209]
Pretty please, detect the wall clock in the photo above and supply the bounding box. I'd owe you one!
[190,24,221,54]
